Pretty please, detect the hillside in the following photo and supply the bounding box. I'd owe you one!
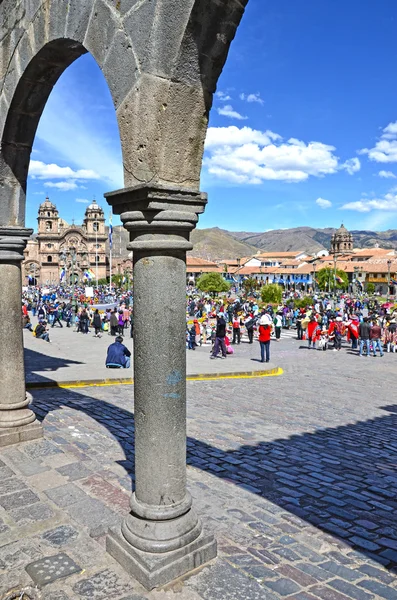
[108,225,397,261]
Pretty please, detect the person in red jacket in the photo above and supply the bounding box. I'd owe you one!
[307,316,320,350]
[258,316,272,362]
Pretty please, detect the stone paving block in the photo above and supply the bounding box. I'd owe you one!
[328,578,374,600]
[0,477,27,495]
[23,440,63,459]
[45,592,71,600]
[28,470,68,492]
[263,576,301,596]
[0,489,40,511]
[348,536,380,552]
[72,569,130,599]
[188,560,271,600]
[294,562,332,582]
[318,561,361,582]
[9,502,55,525]
[357,564,396,584]
[276,564,319,587]
[26,553,82,587]
[0,539,42,570]
[307,585,355,600]
[2,447,50,476]
[79,474,130,513]
[66,497,121,535]
[45,484,90,508]
[0,465,17,479]
[55,462,94,481]
[358,580,397,600]
[42,525,79,547]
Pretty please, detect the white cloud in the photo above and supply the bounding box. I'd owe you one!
[217,105,248,120]
[342,192,397,212]
[204,125,342,184]
[29,160,99,181]
[76,198,90,203]
[205,126,281,149]
[316,197,332,209]
[360,121,397,163]
[378,170,396,178]
[240,92,264,105]
[341,157,361,175]
[215,91,232,101]
[44,181,79,191]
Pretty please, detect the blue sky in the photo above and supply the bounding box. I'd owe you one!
[27,0,397,233]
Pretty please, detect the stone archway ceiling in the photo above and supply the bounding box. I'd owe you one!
[0,0,249,227]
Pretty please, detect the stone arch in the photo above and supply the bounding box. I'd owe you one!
[0,0,248,227]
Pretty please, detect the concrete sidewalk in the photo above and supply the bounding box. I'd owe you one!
[24,325,281,387]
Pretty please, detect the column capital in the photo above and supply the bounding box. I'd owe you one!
[0,227,33,262]
[105,184,207,252]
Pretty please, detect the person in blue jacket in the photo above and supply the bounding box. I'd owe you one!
[106,336,131,368]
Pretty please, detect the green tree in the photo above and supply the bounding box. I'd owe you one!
[242,277,258,295]
[196,272,230,294]
[260,283,282,305]
[294,296,314,309]
[366,282,375,295]
[316,267,348,291]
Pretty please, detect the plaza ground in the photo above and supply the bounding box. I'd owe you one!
[23,322,281,385]
[1,334,396,598]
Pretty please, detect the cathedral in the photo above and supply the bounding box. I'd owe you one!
[23,198,108,285]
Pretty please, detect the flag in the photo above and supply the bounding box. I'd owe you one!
[335,275,344,284]
[60,268,66,281]
[84,269,95,280]
[109,213,113,250]
[122,275,126,284]
[391,278,397,286]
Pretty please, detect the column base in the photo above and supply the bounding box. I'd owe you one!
[0,419,43,447]
[107,524,217,590]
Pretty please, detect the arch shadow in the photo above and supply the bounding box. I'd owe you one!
[28,376,397,572]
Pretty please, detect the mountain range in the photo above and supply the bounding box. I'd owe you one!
[110,225,397,262]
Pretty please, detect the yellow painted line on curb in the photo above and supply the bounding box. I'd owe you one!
[26,368,284,390]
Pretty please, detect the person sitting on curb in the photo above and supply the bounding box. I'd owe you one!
[34,320,50,342]
[106,336,131,369]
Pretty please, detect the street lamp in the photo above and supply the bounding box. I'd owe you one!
[70,246,77,315]
[387,259,392,300]
[333,252,338,299]
[311,255,317,295]
[353,266,359,297]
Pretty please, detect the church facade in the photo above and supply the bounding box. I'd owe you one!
[23,198,108,286]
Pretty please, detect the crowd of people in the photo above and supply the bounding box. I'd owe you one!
[185,292,397,360]
[22,284,397,364]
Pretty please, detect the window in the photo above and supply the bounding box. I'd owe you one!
[47,243,53,248]
[47,256,53,263]
[45,221,52,231]
[93,222,99,232]
[47,211,51,217]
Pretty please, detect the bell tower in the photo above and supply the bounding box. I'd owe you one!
[84,201,105,235]
[37,197,59,235]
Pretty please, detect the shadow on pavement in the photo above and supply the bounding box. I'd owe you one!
[24,347,83,382]
[30,383,397,572]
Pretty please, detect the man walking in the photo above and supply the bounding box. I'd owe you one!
[210,314,227,359]
[359,317,371,357]
[370,319,384,357]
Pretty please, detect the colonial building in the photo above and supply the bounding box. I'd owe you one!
[330,224,354,254]
[23,198,108,285]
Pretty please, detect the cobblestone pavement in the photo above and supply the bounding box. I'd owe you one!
[1,338,397,598]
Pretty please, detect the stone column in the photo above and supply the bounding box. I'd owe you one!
[0,228,43,446]
[105,185,216,589]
